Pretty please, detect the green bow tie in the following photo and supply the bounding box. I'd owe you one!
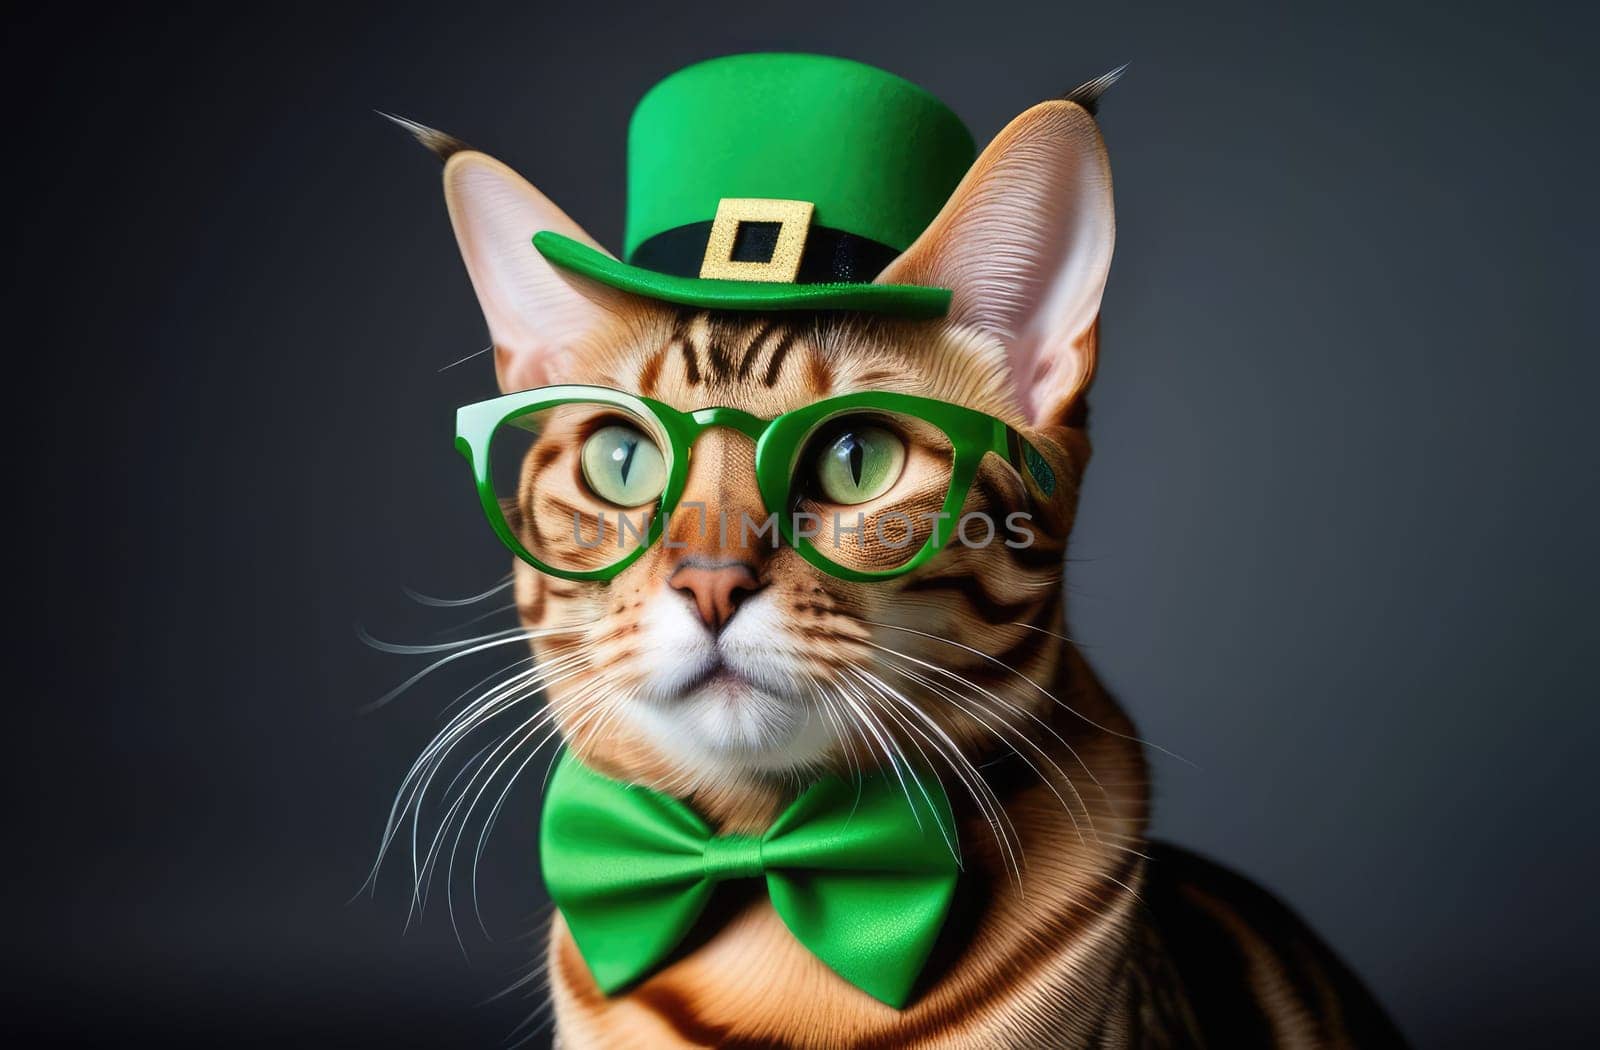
[539,753,960,1008]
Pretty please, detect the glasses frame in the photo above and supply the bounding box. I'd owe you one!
[455,384,1057,584]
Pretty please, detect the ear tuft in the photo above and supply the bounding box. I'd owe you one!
[1061,64,1128,116]
[378,111,472,162]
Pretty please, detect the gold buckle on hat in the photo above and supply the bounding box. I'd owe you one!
[699,198,815,283]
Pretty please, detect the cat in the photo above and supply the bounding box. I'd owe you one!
[394,87,1406,1049]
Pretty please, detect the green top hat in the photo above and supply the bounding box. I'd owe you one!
[533,53,976,318]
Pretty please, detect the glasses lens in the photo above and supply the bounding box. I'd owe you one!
[488,400,670,574]
[791,410,956,573]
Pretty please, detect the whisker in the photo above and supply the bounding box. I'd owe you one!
[862,618,1193,766]
[403,576,513,608]
[844,668,1022,881]
[409,699,570,936]
[438,342,495,373]
[826,678,926,834]
[878,658,1091,850]
[359,619,598,713]
[450,696,612,945]
[831,672,961,864]
[900,663,1161,866]
[416,663,599,922]
[468,674,623,916]
[804,679,863,789]
[838,672,985,870]
[366,649,592,906]
[361,624,542,657]
[1005,620,1080,645]
[865,641,1100,842]
[438,654,541,720]
[367,651,588,877]
[866,637,1105,789]
[428,601,520,639]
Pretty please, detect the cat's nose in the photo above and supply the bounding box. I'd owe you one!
[669,561,763,633]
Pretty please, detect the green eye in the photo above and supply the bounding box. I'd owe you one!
[580,424,667,507]
[814,424,906,505]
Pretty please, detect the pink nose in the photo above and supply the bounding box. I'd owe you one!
[669,562,762,632]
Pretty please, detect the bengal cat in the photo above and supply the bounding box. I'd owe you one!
[392,94,1406,1047]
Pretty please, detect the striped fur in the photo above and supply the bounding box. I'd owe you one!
[425,96,1403,1047]
[496,311,1403,1048]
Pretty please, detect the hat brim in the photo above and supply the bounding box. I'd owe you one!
[533,232,950,318]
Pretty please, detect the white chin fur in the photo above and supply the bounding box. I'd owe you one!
[625,588,836,774]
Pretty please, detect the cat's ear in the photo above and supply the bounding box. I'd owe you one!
[876,100,1114,428]
[442,150,628,391]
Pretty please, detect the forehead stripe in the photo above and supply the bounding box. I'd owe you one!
[735,322,776,381]
[761,332,797,387]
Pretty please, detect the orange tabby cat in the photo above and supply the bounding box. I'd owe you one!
[405,89,1405,1048]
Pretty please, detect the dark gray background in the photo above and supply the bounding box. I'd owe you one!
[10,1,1596,1046]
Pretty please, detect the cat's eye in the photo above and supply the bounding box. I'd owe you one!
[580,424,667,507]
[812,423,906,505]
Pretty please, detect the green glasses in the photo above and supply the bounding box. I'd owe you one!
[455,385,1057,583]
